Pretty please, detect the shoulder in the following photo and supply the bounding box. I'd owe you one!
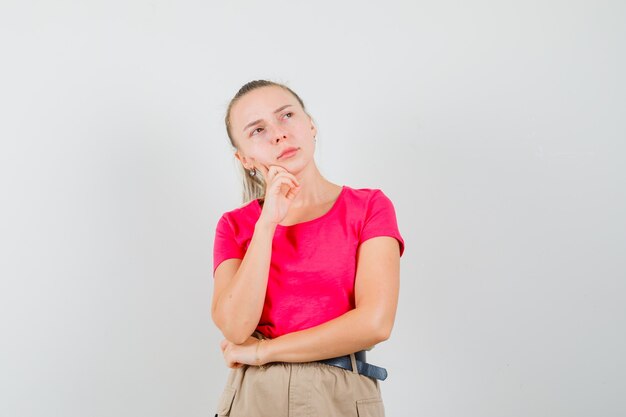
[339,186,399,226]
[342,185,400,226]
[342,185,393,207]
[345,185,404,255]
[215,199,260,233]
[221,198,259,217]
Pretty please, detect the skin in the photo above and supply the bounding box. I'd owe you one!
[213,85,401,368]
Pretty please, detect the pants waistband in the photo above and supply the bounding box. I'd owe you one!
[318,351,388,381]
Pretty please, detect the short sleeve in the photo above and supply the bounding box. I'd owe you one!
[359,190,405,257]
[213,214,245,276]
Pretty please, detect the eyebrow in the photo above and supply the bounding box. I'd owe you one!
[242,104,293,132]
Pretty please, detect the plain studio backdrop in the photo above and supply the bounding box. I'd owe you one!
[1,1,624,416]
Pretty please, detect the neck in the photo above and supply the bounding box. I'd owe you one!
[286,163,340,209]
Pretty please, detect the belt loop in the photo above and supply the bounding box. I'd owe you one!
[349,353,358,374]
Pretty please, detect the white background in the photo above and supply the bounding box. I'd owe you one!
[1,1,625,416]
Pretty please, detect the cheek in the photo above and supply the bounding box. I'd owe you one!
[249,141,264,154]
[249,142,273,161]
[297,124,314,138]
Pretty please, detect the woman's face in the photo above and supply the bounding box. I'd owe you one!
[230,86,317,175]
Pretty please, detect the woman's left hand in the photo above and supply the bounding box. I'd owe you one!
[220,336,266,368]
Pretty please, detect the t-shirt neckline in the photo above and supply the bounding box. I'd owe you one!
[255,185,346,228]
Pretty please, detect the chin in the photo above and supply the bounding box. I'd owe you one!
[275,151,311,172]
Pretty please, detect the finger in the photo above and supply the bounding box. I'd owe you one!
[286,185,301,200]
[270,176,300,192]
[257,164,270,179]
[258,165,276,184]
[268,164,287,172]
[272,171,300,186]
[228,359,241,369]
[267,176,300,194]
[266,165,286,183]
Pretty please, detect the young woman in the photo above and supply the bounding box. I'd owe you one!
[211,80,405,417]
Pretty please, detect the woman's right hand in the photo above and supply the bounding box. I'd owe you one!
[256,164,301,227]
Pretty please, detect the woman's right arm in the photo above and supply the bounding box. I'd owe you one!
[211,164,300,344]
[211,220,277,344]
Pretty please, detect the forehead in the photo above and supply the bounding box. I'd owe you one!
[230,86,300,127]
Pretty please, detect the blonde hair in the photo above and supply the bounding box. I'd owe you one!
[225,80,309,204]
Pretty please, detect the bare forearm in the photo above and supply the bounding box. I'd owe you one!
[214,221,276,343]
[261,307,392,364]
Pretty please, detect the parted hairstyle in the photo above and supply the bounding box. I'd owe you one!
[225,80,311,204]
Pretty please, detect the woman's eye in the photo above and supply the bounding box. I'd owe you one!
[252,127,264,135]
[283,112,293,119]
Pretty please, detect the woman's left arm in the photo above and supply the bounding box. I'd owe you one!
[220,236,400,367]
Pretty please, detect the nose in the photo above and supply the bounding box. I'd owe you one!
[270,125,288,143]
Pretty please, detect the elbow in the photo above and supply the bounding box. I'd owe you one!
[367,313,394,344]
[212,311,256,344]
[218,323,254,345]
[224,331,251,345]
[372,323,392,344]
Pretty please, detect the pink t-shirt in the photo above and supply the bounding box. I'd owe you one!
[212,185,405,339]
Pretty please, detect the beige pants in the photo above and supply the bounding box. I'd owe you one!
[215,334,385,417]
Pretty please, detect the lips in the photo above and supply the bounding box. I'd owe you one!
[278,147,299,160]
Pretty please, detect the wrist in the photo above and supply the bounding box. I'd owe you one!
[257,338,274,365]
[255,219,277,234]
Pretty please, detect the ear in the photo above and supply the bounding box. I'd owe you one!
[235,150,254,170]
